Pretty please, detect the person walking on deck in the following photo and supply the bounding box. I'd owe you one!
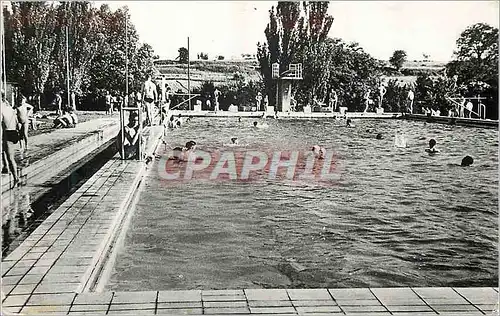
[2,91,20,185]
[16,94,33,151]
[141,75,157,126]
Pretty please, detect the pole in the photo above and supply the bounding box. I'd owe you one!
[187,36,190,110]
[1,2,6,94]
[125,9,129,99]
[65,26,70,110]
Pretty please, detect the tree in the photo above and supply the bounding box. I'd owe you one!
[53,2,104,96]
[389,50,407,71]
[177,47,188,63]
[257,1,334,107]
[4,2,59,107]
[446,23,498,118]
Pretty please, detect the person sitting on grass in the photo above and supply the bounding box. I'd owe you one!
[53,107,78,129]
[117,111,140,159]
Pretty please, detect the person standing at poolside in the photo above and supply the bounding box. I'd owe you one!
[2,91,19,185]
[52,90,63,115]
[141,75,158,126]
[263,95,269,112]
[255,92,263,111]
[328,88,338,113]
[407,88,415,114]
[378,84,386,109]
[105,91,113,115]
[214,88,221,112]
[363,89,372,113]
[16,94,33,151]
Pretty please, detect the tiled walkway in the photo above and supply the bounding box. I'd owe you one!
[2,287,498,315]
[2,124,498,315]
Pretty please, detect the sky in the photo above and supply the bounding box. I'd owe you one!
[97,1,499,62]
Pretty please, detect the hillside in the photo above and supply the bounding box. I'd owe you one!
[154,60,261,91]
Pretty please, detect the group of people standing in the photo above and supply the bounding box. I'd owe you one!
[363,83,415,113]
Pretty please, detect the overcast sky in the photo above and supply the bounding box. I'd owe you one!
[97,1,499,61]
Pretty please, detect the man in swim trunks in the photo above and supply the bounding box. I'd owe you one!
[141,75,158,126]
[16,94,33,151]
[2,91,19,184]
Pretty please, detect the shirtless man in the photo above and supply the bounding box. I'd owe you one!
[378,84,386,108]
[16,94,33,151]
[363,89,372,113]
[141,75,158,126]
[2,91,19,184]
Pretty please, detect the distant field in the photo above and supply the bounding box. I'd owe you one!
[155,60,261,90]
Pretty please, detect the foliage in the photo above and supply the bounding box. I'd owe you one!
[177,47,189,63]
[257,1,381,111]
[445,23,498,118]
[4,2,59,106]
[4,2,158,109]
[383,79,407,112]
[389,50,407,71]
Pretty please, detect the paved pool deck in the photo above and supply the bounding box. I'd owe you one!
[2,124,498,315]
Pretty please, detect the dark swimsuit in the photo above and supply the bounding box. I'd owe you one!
[3,130,20,144]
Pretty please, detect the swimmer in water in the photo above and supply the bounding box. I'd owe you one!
[461,155,473,167]
[376,133,383,140]
[311,145,326,159]
[171,140,197,161]
[425,139,439,154]
[231,137,238,145]
[238,117,242,122]
[346,118,355,127]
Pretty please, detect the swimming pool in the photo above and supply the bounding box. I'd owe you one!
[106,118,498,291]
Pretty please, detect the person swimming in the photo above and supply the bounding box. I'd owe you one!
[311,145,326,159]
[346,118,355,127]
[253,121,268,129]
[231,137,238,144]
[461,155,473,166]
[376,133,383,140]
[171,141,197,161]
[425,139,439,154]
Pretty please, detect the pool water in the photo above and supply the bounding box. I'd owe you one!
[106,118,498,291]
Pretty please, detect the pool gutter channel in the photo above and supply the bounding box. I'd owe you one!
[80,126,164,293]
